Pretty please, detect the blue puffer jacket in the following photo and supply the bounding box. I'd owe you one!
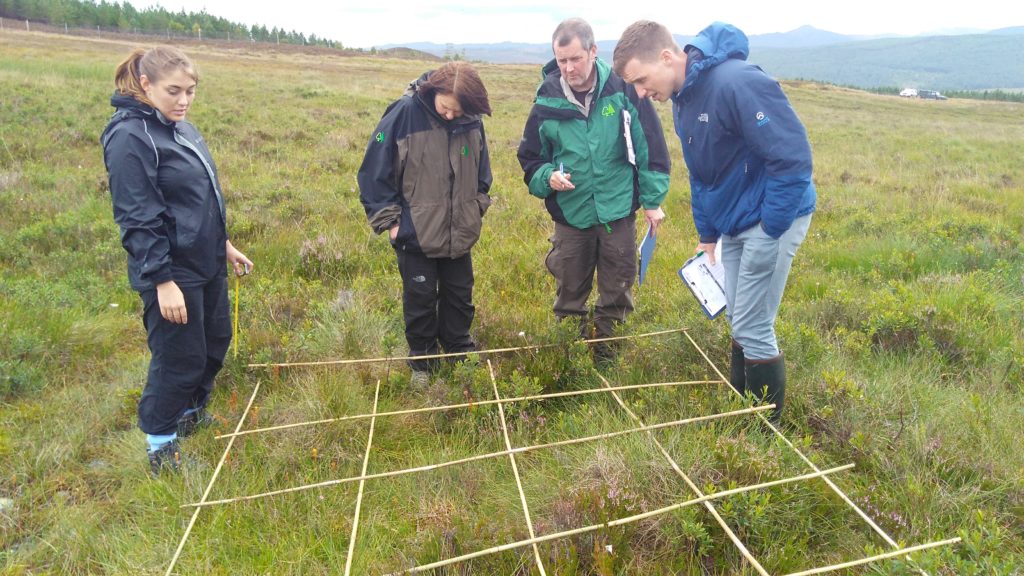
[671,22,816,241]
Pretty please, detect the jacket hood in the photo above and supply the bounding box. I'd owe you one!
[678,22,749,95]
[404,71,433,98]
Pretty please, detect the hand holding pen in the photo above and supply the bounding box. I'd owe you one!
[549,161,575,192]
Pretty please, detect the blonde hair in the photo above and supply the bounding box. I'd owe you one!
[114,46,198,106]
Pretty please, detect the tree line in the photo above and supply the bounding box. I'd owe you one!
[0,0,347,48]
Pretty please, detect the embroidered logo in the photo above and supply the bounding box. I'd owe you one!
[461,145,469,157]
[756,111,770,127]
[375,131,385,143]
[601,103,616,117]
[697,113,709,123]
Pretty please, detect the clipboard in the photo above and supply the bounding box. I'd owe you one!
[637,224,655,286]
[677,243,726,319]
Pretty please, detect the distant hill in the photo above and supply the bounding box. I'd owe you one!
[751,32,1024,91]
[383,26,1024,91]
[377,47,442,61]
[747,25,865,48]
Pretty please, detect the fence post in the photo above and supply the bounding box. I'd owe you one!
[26,19,30,32]
[1,17,5,31]
[65,22,68,33]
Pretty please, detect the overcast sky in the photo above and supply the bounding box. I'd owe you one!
[134,1,1023,48]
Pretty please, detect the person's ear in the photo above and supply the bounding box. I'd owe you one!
[660,49,674,66]
[140,74,152,92]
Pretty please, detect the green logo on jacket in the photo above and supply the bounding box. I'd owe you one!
[375,131,385,143]
[461,145,469,157]
[601,103,616,117]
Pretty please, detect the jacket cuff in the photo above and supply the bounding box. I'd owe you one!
[368,205,402,235]
[148,267,174,286]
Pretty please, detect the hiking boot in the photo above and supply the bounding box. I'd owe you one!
[148,439,182,477]
[410,370,431,390]
[593,342,616,370]
[176,408,214,438]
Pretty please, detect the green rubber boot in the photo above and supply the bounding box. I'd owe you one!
[729,340,746,396]
[745,354,786,424]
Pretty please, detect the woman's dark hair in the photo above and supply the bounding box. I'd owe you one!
[114,46,198,106]
[421,61,491,116]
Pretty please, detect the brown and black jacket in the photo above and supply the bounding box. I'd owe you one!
[357,72,492,258]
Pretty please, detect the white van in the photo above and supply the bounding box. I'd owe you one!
[899,88,918,97]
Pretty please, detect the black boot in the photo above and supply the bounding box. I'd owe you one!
[745,354,786,424]
[729,340,746,395]
[148,439,182,477]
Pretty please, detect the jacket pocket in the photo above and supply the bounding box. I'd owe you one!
[451,197,483,256]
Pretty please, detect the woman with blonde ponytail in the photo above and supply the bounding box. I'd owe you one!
[101,46,254,477]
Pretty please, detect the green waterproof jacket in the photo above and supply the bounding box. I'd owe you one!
[517,58,670,229]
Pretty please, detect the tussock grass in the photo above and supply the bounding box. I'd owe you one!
[1,30,1022,574]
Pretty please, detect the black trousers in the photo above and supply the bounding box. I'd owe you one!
[394,248,475,372]
[138,277,231,435]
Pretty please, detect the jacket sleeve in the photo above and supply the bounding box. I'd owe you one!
[477,122,493,215]
[625,86,671,210]
[103,120,174,286]
[357,103,404,234]
[728,68,813,239]
[689,176,720,244]
[517,104,555,199]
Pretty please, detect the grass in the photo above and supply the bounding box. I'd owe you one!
[1,30,1023,575]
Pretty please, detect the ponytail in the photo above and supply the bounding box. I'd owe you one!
[114,48,151,106]
[113,46,198,106]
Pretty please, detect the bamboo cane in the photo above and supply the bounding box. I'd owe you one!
[215,379,716,440]
[164,380,262,576]
[384,465,854,575]
[183,404,775,509]
[782,537,961,576]
[487,359,546,575]
[343,379,380,576]
[245,328,687,369]
[684,330,909,545]
[596,372,770,576]
[682,329,934,576]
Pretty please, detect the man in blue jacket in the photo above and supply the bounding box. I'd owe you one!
[613,21,816,423]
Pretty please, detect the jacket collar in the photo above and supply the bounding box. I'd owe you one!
[109,91,175,126]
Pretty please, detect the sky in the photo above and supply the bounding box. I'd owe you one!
[133,1,1024,48]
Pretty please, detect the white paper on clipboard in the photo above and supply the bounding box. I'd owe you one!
[677,242,726,319]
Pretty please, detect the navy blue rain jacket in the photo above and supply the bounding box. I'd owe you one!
[672,22,816,241]
[101,93,227,291]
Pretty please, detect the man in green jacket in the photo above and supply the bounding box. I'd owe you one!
[518,17,671,363]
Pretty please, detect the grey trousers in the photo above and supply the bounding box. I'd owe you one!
[722,214,812,360]
[545,215,636,337]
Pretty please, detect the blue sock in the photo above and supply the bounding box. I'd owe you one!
[147,433,178,453]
